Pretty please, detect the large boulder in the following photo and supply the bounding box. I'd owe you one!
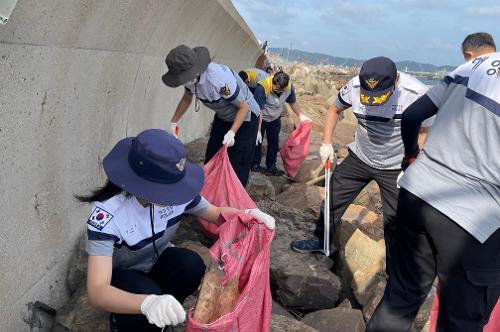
[184,137,209,165]
[178,241,213,270]
[246,172,276,202]
[272,301,293,318]
[301,307,365,332]
[258,200,341,311]
[352,259,386,306]
[293,158,324,183]
[275,184,325,219]
[353,180,382,215]
[270,314,319,332]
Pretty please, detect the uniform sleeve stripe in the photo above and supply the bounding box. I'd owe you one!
[87,229,120,242]
[466,89,500,116]
[447,74,500,116]
[338,93,352,107]
[186,195,202,210]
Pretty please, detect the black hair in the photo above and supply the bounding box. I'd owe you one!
[272,71,290,89]
[238,70,249,83]
[264,65,273,74]
[462,32,496,55]
[75,180,124,203]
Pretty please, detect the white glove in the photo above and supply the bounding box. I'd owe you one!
[170,122,180,138]
[299,113,311,122]
[396,171,404,189]
[256,131,262,145]
[222,130,236,147]
[319,143,335,164]
[140,294,186,328]
[245,208,275,229]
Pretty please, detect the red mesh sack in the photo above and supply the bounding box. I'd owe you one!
[429,283,500,331]
[186,211,275,332]
[199,146,257,238]
[279,120,313,178]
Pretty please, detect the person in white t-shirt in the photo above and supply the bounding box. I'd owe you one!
[77,129,275,332]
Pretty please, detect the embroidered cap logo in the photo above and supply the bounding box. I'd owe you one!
[365,78,379,89]
[176,158,186,171]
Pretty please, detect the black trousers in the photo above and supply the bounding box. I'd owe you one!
[367,189,500,332]
[205,112,258,187]
[253,117,281,169]
[110,247,206,332]
[314,150,400,247]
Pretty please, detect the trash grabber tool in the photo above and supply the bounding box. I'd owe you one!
[323,157,332,256]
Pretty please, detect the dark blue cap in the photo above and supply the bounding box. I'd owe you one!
[103,129,204,206]
[359,56,397,106]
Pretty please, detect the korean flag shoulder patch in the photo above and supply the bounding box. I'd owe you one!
[87,207,114,231]
[219,83,231,96]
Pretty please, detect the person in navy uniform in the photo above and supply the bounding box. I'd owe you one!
[163,45,260,187]
[77,129,275,331]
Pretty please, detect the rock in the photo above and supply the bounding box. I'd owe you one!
[185,137,209,165]
[353,181,382,215]
[276,184,325,218]
[272,301,293,318]
[178,241,214,270]
[258,200,341,311]
[67,235,87,295]
[362,279,386,321]
[301,307,365,332]
[352,259,386,306]
[340,204,384,243]
[53,289,108,332]
[293,158,324,183]
[171,215,215,248]
[270,314,319,332]
[337,298,353,309]
[246,172,276,202]
[411,284,437,332]
[267,175,291,195]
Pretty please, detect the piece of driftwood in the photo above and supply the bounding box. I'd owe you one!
[192,268,224,324]
[213,276,239,319]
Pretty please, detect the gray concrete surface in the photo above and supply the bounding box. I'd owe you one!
[0,1,260,330]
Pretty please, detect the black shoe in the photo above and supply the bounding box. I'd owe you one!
[251,164,262,172]
[266,165,285,176]
[290,236,323,253]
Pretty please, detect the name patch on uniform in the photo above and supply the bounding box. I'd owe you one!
[87,207,113,231]
[220,83,231,96]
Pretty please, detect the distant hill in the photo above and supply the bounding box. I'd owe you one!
[269,48,455,73]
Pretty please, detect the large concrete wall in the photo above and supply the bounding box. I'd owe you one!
[0,1,260,330]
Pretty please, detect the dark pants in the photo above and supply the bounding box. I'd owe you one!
[110,247,206,332]
[205,112,258,187]
[367,189,500,332]
[253,117,281,169]
[314,150,400,248]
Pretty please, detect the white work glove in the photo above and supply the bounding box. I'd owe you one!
[170,122,180,138]
[256,131,262,146]
[222,130,236,147]
[396,171,404,189]
[140,294,186,328]
[299,113,311,122]
[245,208,275,229]
[319,143,335,164]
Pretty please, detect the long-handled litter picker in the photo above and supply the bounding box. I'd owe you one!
[323,158,332,256]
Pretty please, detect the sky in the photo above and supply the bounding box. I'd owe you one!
[232,0,499,66]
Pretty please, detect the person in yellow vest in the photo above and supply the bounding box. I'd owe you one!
[252,71,310,176]
[238,68,269,94]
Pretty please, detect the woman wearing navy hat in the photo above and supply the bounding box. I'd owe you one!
[163,45,261,187]
[77,129,275,331]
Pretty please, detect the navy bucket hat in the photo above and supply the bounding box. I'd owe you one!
[102,129,204,206]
